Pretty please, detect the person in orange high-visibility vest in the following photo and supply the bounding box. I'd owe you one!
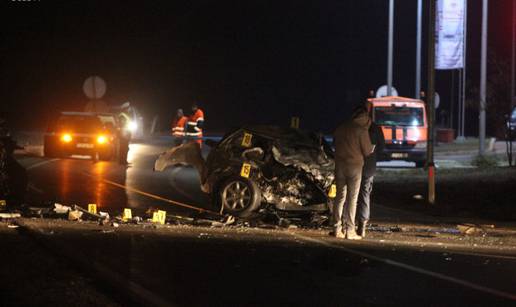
[185,103,205,146]
[171,108,188,146]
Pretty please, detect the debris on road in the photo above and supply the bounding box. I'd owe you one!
[67,210,83,221]
[457,223,487,235]
[0,212,22,219]
[54,203,71,214]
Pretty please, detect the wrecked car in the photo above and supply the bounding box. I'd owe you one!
[154,126,335,217]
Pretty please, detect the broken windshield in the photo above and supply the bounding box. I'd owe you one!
[374,106,424,127]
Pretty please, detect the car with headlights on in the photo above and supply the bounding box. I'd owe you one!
[44,112,119,160]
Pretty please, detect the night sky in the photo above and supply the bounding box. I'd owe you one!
[1,0,513,133]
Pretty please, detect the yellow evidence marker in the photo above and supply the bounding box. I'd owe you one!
[241,132,253,147]
[240,163,251,178]
[328,184,337,198]
[152,210,166,225]
[88,204,97,214]
[123,208,132,221]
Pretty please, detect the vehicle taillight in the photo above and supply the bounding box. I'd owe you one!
[61,134,72,143]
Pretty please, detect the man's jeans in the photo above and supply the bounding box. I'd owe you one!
[333,164,363,233]
[357,176,374,225]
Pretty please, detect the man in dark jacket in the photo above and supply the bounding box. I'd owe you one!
[356,121,385,237]
[332,106,374,240]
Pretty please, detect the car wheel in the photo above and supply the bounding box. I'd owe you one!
[219,177,261,217]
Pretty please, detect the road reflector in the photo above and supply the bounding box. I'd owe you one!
[240,163,251,178]
[88,204,97,214]
[123,208,132,221]
[241,132,253,147]
[0,200,6,210]
[152,210,166,225]
[328,184,336,198]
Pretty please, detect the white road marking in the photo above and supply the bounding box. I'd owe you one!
[291,233,516,301]
[26,159,59,170]
[27,183,44,194]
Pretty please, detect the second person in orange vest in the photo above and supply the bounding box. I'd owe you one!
[171,108,188,146]
[185,103,205,146]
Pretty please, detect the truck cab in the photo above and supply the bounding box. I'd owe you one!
[367,96,428,167]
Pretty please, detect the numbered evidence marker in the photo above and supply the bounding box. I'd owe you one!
[152,210,166,225]
[328,184,337,198]
[241,132,253,147]
[123,208,132,221]
[240,163,251,178]
[88,204,97,214]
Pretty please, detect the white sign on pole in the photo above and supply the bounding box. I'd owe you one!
[435,0,465,70]
[83,76,106,99]
[376,85,398,98]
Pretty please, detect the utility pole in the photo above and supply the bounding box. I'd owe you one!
[479,0,488,155]
[415,0,422,99]
[459,0,468,141]
[387,0,394,96]
[512,0,515,110]
[427,0,436,205]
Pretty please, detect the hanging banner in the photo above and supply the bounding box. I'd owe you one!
[435,0,465,69]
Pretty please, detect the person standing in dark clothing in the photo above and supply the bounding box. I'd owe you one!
[356,121,385,237]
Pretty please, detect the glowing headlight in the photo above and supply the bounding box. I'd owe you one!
[61,134,72,143]
[97,135,107,144]
[127,121,137,132]
[415,141,427,149]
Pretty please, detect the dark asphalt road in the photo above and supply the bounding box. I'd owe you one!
[11,137,516,306]
[20,139,212,217]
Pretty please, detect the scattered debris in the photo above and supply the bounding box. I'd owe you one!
[67,210,83,221]
[54,203,71,214]
[369,225,403,233]
[73,205,102,220]
[0,212,21,219]
[457,224,486,235]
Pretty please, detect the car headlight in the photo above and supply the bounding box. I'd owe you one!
[414,141,427,149]
[97,135,107,144]
[61,134,72,143]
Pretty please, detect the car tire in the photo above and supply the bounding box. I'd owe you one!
[218,176,261,217]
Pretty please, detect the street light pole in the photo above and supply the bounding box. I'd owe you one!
[479,0,488,155]
[415,0,422,99]
[459,0,468,141]
[427,0,436,205]
[387,0,394,96]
